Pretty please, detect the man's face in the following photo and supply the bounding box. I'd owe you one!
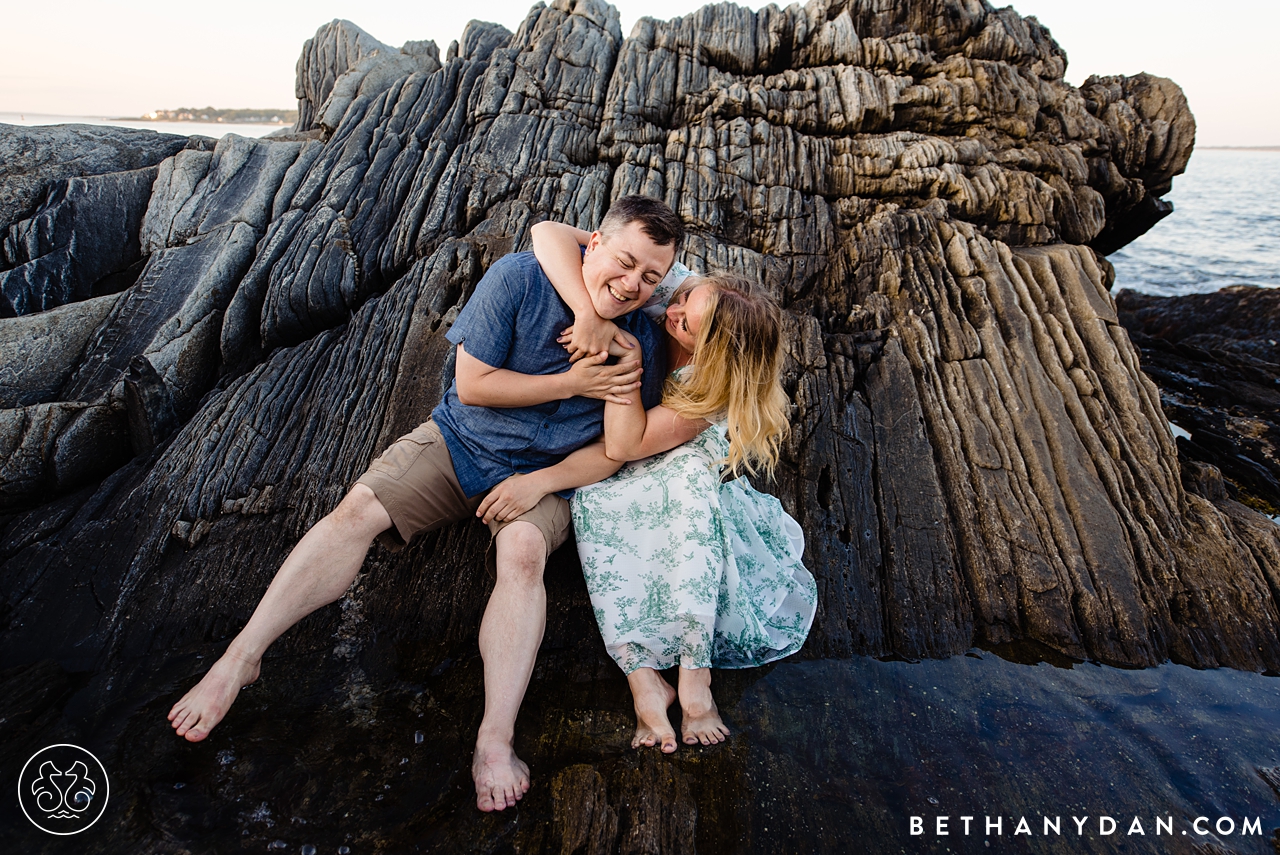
[580,220,675,319]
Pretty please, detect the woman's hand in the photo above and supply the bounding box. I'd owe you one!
[559,317,638,364]
[563,350,643,404]
[562,314,623,363]
[477,472,548,524]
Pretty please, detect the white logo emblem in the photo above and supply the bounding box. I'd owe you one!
[18,744,110,835]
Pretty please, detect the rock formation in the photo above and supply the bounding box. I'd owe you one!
[294,19,445,136]
[2,0,1278,850]
[0,125,208,316]
[1117,285,1280,515]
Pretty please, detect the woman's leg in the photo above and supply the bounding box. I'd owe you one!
[677,666,730,745]
[626,667,678,753]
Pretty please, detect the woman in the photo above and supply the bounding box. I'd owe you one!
[531,222,817,753]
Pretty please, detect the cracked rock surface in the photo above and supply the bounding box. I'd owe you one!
[1,0,1277,851]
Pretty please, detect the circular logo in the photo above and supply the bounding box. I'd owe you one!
[17,744,110,835]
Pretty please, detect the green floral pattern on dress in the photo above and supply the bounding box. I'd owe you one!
[572,417,818,674]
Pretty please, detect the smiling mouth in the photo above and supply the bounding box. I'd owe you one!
[607,284,632,303]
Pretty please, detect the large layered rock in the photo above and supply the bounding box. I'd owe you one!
[294,19,444,135]
[2,0,1277,851]
[1,167,157,316]
[0,124,213,318]
[0,134,312,508]
[0,123,196,233]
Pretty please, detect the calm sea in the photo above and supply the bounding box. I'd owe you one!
[1112,149,1280,296]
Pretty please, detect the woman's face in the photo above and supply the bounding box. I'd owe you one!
[664,282,713,354]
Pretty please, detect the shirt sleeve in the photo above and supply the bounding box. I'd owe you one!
[446,258,520,368]
[641,260,696,321]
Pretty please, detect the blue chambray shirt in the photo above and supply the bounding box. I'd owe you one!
[432,251,667,498]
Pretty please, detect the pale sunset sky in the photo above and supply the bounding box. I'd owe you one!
[2,0,1275,146]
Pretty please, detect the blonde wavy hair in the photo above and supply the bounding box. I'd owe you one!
[662,273,790,480]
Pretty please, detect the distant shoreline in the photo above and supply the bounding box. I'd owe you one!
[117,107,297,125]
[115,117,293,125]
[1200,146,1280,151]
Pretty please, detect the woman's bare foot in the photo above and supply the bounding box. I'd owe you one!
[677,667,730,746]
[473,734,531,812]
[626,667,678,753]
[167,651,261,742]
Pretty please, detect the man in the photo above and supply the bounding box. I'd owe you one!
[167,196,684,812]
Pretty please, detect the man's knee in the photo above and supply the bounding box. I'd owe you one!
[330,484,392,538]
[494,522,547,585]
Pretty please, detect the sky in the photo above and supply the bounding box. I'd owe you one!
[2,0,1276,146]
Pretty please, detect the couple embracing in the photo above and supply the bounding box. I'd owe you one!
[167,196,817,812]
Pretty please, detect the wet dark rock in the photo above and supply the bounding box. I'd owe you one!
[1117,285,1280,515]
[0,123,195,238]
[0,0,1277,851]
[1,167,158,317]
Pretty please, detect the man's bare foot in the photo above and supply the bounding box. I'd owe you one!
[678,667,730,746]
[473,736,531,812]
[167,651,260,742]
[626,667,678,753]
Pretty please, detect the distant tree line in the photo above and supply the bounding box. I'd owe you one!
[132,107,299,124]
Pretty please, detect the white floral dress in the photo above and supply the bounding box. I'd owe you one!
[571,390,818,674]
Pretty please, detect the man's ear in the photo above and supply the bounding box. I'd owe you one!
[584,230,604,256]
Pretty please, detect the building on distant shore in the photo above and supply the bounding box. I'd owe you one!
[135,106,298,125]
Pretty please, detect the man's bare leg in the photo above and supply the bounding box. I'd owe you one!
[472,521,548,812]
[168,484,392,742]
[677,666,729,745]
[626,667,678,753]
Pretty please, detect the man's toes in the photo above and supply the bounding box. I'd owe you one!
[477,790,495,812]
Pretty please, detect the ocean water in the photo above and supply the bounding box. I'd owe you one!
[0,111,284,140]
[1112,149,1280,296]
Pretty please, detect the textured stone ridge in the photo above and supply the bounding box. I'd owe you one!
[0,0,1275,848]
[294,19,444,135]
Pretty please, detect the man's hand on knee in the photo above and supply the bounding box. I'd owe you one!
[477,473,550,524]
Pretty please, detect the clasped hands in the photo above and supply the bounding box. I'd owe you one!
[478,316,642,524]
[558,312,642,406]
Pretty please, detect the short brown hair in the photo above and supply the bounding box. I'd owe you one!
[599,195,685,249]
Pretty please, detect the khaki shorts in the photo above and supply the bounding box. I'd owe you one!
[355,420,571,558]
